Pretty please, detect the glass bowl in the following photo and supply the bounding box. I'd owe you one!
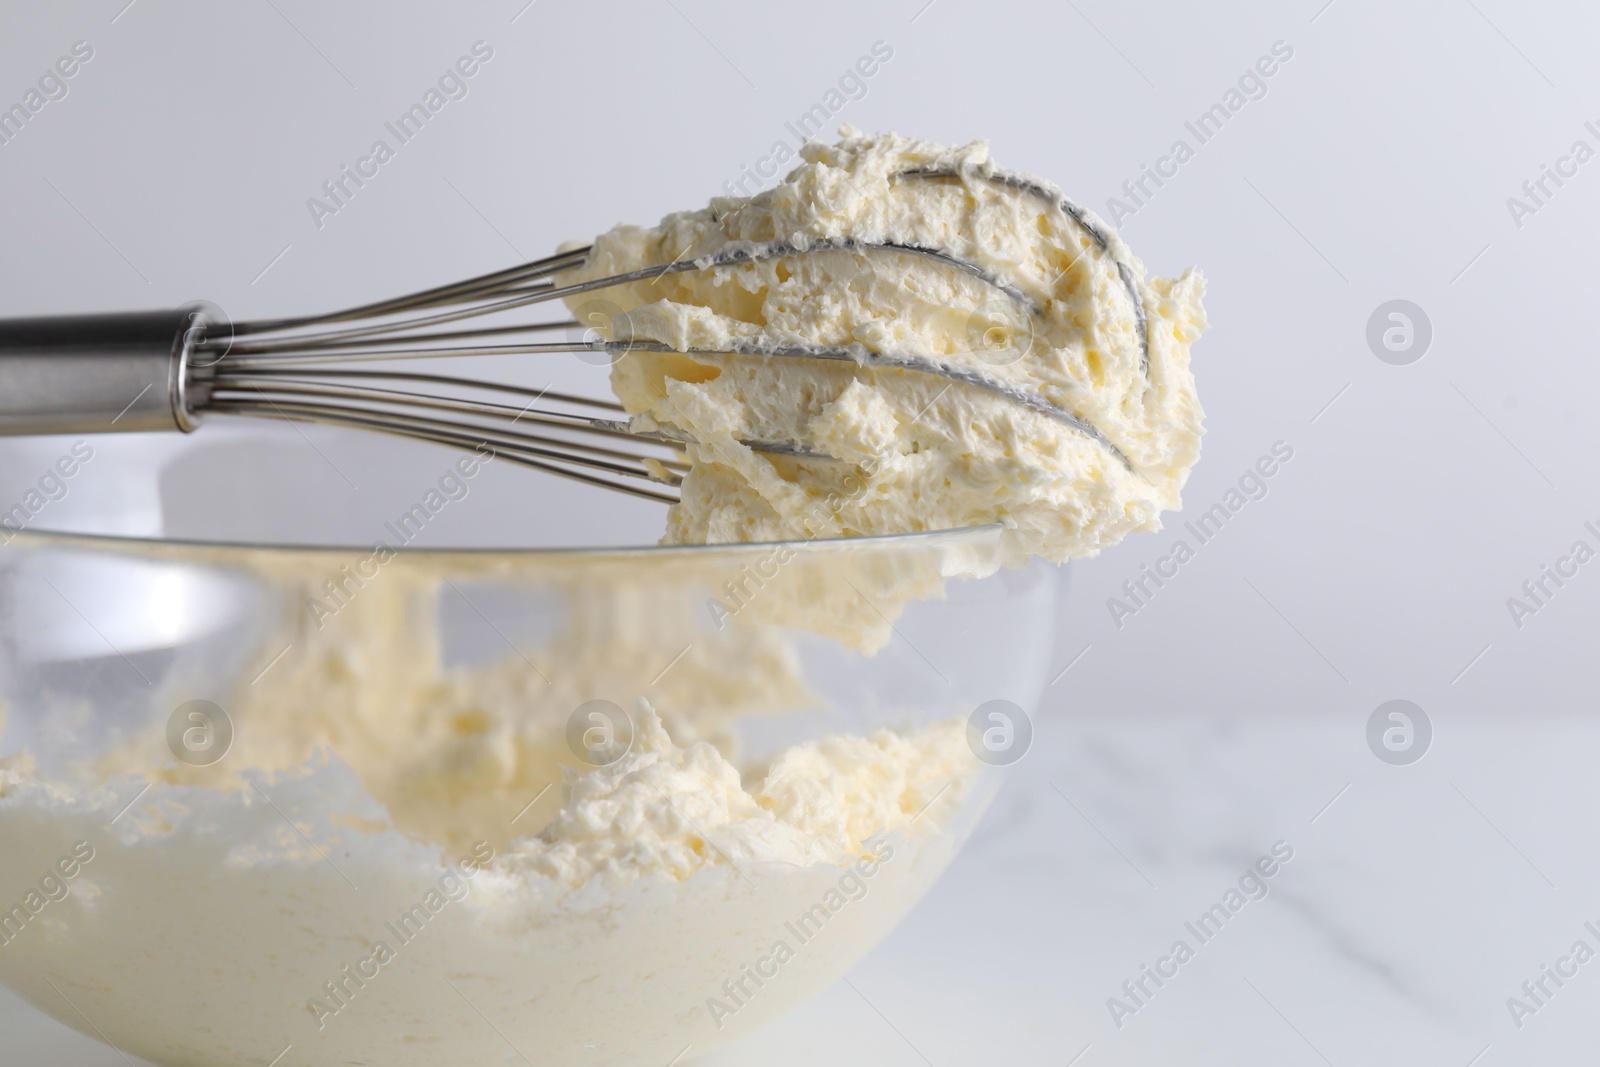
[0,424,1059,1066]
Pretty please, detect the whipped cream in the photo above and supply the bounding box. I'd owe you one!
[0,543,991,1066]
[0,697,980,1066]
[562,128,1207,562]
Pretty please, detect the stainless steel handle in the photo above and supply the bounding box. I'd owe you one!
[0,306,217,435]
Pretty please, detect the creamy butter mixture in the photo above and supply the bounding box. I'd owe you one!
[0,702,977,1066]
[563,128,1206,561]
[0,542,992,1066]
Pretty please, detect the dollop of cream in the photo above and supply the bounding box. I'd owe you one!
[519,705,971,887]
[562,128,1207,562]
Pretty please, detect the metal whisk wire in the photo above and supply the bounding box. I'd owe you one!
[203,245,696,503]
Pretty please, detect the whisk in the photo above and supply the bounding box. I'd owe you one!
[0,169,1147,504]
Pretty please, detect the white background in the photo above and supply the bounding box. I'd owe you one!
[3,0,1599,1063]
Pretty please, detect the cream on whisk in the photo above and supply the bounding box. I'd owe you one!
[561,128,1207,562]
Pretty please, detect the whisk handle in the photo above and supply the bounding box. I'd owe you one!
[0,306,216,435]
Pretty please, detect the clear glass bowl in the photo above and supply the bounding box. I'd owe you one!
[0,425,1059,1066]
